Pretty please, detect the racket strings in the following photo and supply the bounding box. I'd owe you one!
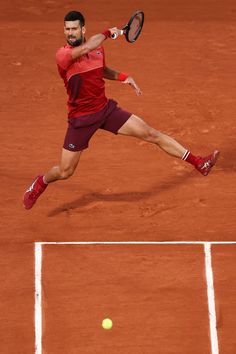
[127,13,144,42]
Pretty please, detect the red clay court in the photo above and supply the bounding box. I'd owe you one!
[0,0,236,353]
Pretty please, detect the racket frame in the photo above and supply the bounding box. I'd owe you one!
[124,10,144,43]
[111,10,144,42]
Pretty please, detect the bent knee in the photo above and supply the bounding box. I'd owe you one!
[59,167,75,180]
[143,127,161,142]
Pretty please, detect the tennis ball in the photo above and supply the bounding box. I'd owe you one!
[102,318,113,330]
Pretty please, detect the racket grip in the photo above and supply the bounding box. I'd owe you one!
[111,30,124,40]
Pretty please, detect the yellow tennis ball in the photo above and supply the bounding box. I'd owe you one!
[102,318,113,330]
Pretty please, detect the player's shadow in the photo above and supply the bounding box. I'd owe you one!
[47,171,194,217]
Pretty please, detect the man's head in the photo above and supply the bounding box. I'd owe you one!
[64,11,86,47]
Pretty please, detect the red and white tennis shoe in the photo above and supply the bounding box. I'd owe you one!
[195,150,220,176]
[23,175,47,209]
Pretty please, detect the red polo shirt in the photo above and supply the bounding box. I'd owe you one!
[56,44,108,118]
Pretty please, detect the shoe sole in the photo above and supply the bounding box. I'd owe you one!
[23,201,33,210]
[23,175,42,210]
[23,193,35,210]
[204,149,220,176]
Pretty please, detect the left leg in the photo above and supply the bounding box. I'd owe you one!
[118,114,186,158]
[118,114,220,175]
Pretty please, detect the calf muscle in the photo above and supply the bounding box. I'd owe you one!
[118,114,186,158]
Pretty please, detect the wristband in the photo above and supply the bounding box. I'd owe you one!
[102,29,111,39]
[118,72,129,81]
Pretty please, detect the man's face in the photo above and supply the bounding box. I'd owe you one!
[64,20,86,46]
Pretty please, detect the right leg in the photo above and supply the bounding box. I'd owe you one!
[23,148,82,209]
[23,108,104,210]
[44,148,82,183]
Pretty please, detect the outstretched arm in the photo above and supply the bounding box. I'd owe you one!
[103,66,119,80]
[104,66,142,95]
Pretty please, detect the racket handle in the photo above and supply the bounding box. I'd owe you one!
[111,30,124,40]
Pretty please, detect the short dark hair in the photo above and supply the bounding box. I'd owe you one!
[64,11,85,26]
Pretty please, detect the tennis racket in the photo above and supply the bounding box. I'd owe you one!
[111,11,144,43]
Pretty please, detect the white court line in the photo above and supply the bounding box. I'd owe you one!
[204,243,219,354]
[35,243,42,354]
[36,241,236,245]
[34,241,234,354]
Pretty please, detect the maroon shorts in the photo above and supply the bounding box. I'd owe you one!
[63,99,132,151]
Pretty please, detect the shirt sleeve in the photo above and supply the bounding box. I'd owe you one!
[56,47,74,70]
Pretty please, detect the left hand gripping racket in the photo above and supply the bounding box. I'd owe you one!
[111,11,144,43]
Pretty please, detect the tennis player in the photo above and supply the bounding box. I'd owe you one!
[23,11,220,210]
